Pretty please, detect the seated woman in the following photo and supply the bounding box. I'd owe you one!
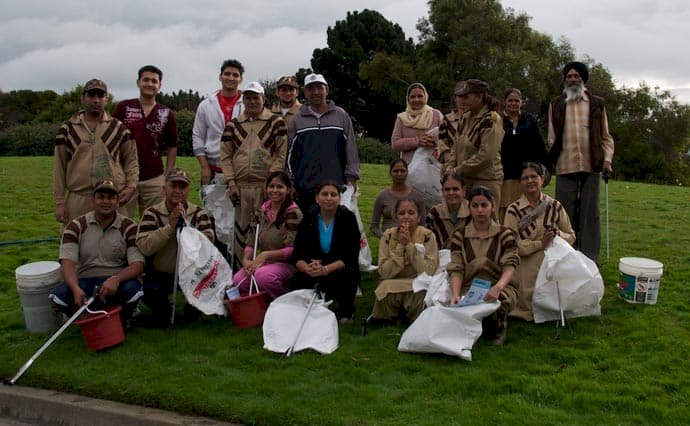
[504,162,575,321]
[370,158,426,239]
[232,171,302,302]
[447,186,519,346]
[292,181,361,323]
[425,172,470,249]
[373,198,439,323]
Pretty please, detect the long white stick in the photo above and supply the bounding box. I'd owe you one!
[5,296,96,385]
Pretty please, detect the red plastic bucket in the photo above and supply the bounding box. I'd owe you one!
[74,306,125,351]
[225,291,268,328]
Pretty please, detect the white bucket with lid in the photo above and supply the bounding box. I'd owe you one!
[618,257,663,304]
[15,261,63,333]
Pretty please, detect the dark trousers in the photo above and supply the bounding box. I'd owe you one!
[291,269,360,319]
[556,172,601,264]
[49,277,142,322]
[142,271,201,325]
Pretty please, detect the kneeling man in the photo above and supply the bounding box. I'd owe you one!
[50,180,144,328]
[136,169,216,326]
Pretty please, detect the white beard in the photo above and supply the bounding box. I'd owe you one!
[563,83,585,102]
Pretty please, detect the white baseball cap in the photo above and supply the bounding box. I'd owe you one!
[304,73,328,87]
[243,81,265,95]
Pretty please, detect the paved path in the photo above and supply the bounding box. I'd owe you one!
[0,385,235,425]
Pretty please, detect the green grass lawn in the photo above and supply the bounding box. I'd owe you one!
[1,157,689,425]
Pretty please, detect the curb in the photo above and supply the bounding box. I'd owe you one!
[0,384,235,425]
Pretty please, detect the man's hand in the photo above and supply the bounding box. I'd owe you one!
[55,203,68,224]
[119,186,136,205]
[98,276,120,303]
[169,202,185,227]
[602,160,613,181]
[200,164,212,185]
[72,287,88,307]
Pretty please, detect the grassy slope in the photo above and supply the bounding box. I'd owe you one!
[1,157,689,425]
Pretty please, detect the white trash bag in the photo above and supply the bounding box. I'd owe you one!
[398,301,500,361]
[406,147,442,209]
[411,249,452,307]
[532,236,605,324]
[200,175,235,250]
[263,289,339,355]
[176,226,231,316]
[340,184,377,272]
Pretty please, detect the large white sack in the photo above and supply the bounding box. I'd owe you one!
[340,184,377,272]
[176,226,230,316]
[532,236,605,324]
[200,177,235,249]
[406,147,442,209]
[411,249,452,307]
[263,289,339,355]
[398,302,500,361]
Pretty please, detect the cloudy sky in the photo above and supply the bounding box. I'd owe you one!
[1,0,688,103]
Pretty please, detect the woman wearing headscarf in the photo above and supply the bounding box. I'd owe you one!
[391,83,444,163]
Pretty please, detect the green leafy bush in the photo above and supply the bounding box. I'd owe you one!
[357,136,397,164]
[0,122,59,156]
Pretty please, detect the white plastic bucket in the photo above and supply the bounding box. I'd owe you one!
[618,257,663,304]
[15,261,63,333]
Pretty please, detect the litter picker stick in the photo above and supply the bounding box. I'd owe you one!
[286,287,319,357]
[604,173,610,259]
[249,223,261,296]
[556,280,565,327]
[5,296,96,385]
[171,217,185,325]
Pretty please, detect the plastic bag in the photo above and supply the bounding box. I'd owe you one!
[406,147,442,210]
[340,184,377,272]
[176,225,231,316]
[411,249,452,307]
[398,301,500,361]
[200,175,235,251]
[532,236,605,324]
[262,289,339,355]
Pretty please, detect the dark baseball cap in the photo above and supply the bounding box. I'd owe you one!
[83,79,108,94]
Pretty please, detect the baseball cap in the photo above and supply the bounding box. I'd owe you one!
[93,180,118,195]
[455,79,490,96]
[83,79,108,94]
[166,169,191,185]
[276,76,299,89]
[243,81,265,95]
[304,73,328,87]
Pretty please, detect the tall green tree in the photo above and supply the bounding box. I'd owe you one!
[310,9,414,140]
[412,0,573,113]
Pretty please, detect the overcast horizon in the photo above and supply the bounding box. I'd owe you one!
[1,0,688,103]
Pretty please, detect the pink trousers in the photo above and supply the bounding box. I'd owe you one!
[232,263,293,301]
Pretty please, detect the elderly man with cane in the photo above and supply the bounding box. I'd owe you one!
[547,61,615,265]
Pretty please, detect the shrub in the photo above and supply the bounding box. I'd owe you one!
[0,122,60,156]
[357,136,397,164]
[175,109,196,156]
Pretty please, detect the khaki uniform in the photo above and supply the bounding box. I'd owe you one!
[425,200,470,250]
[53,111,139,224]
[442,106,504,206]
[220,109,287,264]
[504,194,575,321]
[271,101,301,129]
[373,226,439,322]
[447,220,519,336]
[136,201,215,275]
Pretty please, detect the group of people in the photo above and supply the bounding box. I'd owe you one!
[48,58,613,345]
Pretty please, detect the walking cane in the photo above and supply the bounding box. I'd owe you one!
[604,172,611,259]
[5,292,98,385]
[286,285,320,357]
[171,216,185,325]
